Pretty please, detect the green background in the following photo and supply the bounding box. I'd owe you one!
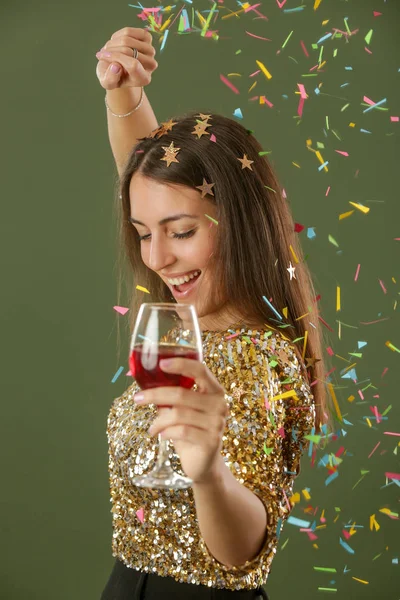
[1,0,399,598]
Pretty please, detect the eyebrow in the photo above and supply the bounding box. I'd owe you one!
[129,213,199,226]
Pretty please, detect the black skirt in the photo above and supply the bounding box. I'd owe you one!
[100,559,270,600]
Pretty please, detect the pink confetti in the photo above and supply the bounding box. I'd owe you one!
[297,83,307,99]
[385,472,400,480]
[378,279,387,294]
[276,0,287,8]
[136,508,145,523]
[244,4,268,19]
[335,150,349,157]
[114,306,129,315]
[368,441,381,458]
[220,74,240,94]
[300,40,309,57]
[260,95,274,108]
[390,116,399,122]
[210,133,217,142]
[354,263,361,282]
[325,186,331,196]
[384,432,400,437]
[245,31,272,41]
[342,528,351,540]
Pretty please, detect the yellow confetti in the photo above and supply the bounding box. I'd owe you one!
[336,286,341,312]
[289,244,300,264]
[302,329,309,360]
[349,201,370,214]
[290,492,301,505]
[369,514,380,531]
[328,382,343,421]
[385,341,400,353]
[379,507,399,518]
[271,389,299,402]
[302,488,311,500]
[339,210,355,220]
[255,60,272,80]
[315,150,328,172]
[136,285,150,294]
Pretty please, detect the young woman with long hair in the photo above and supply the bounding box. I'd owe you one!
[96,26,334,600]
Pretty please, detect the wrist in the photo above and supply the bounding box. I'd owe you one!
[105,87,144,115]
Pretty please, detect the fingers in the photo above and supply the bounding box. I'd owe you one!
[96,48,157,72]
[135,387,223,415]
[150,405,226,437]
[160,358,225,395]
[105,35,155,57]
[111,26,153,45]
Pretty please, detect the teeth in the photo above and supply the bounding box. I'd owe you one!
[168,270,201,285]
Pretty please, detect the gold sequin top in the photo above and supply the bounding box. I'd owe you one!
[106,325,315,591]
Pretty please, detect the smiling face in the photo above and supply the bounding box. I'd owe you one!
[129,172,234,330]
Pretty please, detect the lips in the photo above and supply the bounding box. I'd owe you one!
[169,270,202,298]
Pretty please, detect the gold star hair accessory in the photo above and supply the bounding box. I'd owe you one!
[305,356,321,369]
[237,153,254,170]
[148,119,178,139]
[196,113,212,122]
[160,141,181,167]
[192,119,212,140]
[195,178,215,198]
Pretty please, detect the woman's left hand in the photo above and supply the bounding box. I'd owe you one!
[134,358,229,485]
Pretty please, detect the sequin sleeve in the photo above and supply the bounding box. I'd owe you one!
[197,331,315,578]
[106,328,315,591]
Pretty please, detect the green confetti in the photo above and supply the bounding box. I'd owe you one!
[365,29,373,45]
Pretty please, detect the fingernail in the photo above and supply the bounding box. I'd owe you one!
[134,392,144,402]
[160,359,173,368]
[110,63,121,74]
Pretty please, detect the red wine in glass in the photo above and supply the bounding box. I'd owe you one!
[129,343,200,407]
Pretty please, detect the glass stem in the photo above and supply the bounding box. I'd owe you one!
[155,434,173,472]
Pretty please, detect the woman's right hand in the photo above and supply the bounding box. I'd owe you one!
[96,27,158,91]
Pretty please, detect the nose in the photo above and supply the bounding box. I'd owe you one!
[148,234,174,273]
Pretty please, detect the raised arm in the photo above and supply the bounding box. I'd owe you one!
[96,27,159,177]
[105,87,158,177]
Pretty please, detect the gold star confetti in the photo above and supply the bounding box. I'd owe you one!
[160,141,181,167]
[237,153,254,170]
[195,178,215,198]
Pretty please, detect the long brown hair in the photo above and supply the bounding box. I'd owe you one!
[114,110,335,435]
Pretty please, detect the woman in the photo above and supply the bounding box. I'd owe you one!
[96,27,333,600]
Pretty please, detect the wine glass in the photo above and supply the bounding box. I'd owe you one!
[128,303,203,489]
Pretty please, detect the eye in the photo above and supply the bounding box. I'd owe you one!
[137,229,197,242]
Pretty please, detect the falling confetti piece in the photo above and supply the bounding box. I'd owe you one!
[255,60,272,80]
[136,285,150,293]
[113,306,129,315]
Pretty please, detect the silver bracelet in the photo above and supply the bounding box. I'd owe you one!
[104,87,144,118]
